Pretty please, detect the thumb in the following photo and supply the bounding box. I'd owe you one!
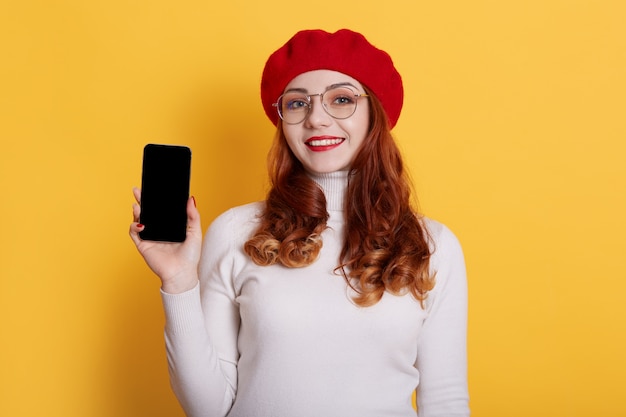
[186,196,202,238]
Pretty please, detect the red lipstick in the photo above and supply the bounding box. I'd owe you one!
[305,136,345,152]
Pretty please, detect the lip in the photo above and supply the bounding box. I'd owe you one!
[305,136,345,152]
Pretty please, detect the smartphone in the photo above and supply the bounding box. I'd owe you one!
[139,144,192,242]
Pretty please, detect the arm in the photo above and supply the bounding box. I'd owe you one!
[415,223,470,417]
[129,189,239,416]
[161,209,241,417]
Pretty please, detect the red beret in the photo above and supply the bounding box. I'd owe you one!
[260,29,404,129]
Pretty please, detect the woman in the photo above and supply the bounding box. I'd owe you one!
[130,29,469,417]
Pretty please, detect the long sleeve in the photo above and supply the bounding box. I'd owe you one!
[160,205,254,417]
[161,284,236,417]
[415,222,470,416]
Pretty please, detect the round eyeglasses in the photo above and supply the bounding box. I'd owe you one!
[272,86,369,125]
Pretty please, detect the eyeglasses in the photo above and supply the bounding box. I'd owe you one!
[272,86,369,125]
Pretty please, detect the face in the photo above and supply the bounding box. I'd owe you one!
[280,70,370,175]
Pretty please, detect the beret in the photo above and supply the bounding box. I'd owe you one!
[260,29,404,128]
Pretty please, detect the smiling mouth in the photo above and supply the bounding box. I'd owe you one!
[306,137,345,148]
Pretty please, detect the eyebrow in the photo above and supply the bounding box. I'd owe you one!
[283,82,359,94]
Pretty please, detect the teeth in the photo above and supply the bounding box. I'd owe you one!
[308,138,343,146]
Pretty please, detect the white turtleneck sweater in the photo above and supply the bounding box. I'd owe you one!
[160,171,469,417]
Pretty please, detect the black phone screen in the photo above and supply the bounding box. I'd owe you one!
[139,144,191,242]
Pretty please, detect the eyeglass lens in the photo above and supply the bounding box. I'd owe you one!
[278,87,361,124]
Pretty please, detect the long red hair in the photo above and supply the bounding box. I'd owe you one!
[244,88,435,307]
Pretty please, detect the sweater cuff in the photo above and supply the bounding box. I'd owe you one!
[160,281,204,335]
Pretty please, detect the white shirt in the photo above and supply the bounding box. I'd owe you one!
[161,171,469,417]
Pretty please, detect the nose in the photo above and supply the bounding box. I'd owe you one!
[303,94,332,128]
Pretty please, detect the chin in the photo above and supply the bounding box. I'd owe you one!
[304,160,351,175]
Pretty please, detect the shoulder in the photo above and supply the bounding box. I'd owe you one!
[420,216,465,273]
[199,201,265,277]
[420,217,468,313]
[205,201,265,242]
[421,217,462,249]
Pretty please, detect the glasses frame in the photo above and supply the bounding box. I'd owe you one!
[272,86,369,125]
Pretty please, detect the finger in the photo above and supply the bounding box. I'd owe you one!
[129,222,145,246]
[132,202,141,223]
[186,196,202,236]
[133,187,141,204]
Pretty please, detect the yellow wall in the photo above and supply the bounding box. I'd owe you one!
[1,1,624,416]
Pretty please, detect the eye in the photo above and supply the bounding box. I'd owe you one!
[334,95,354,105]
[327,89,356,107]
[283,96,309,112]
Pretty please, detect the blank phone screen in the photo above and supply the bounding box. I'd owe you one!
[139,144,191,242]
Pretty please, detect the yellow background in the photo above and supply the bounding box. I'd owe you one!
[1,0,625,416]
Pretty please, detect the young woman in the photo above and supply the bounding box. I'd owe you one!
[130,29,469,417]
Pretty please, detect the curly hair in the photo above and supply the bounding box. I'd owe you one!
[244,88,435,307]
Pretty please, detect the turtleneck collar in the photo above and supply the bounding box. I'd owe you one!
[308,171,349,213]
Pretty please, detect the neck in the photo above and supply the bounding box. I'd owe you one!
[308,171,349,212]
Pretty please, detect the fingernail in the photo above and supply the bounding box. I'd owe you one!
[137,224,144,228]
[192,196,197,207]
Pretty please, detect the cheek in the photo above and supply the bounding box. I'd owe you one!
[348,113,370,145]
[282,127,295,144]
[282,126,303,154]
[353,103,370,137]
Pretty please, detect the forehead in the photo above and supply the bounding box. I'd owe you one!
[284,69,364,93]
